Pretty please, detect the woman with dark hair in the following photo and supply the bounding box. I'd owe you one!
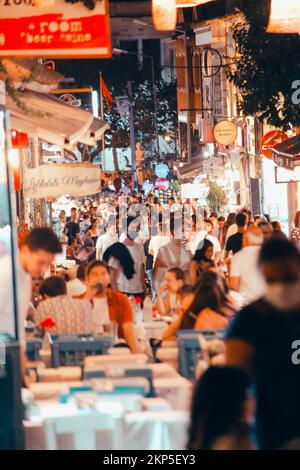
[86,219,99,247]
[103,242,135,282]
[187,366,254,450]
[103,216,145,300]
[224,212,237,242]
[180,281,228,331]
[162,272,229,341]
[189,239,215,286]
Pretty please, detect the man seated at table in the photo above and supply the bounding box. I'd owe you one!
[36,276,93,335]
[85,260,139,353]
[156,268,186,316]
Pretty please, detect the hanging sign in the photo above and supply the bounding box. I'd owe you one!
[181,183,209,200]
[0,0,111,58]
[155,163,169,178]
[213,120,237,146]
[23,163,101,199]
[260,130,288,159]
[155,177,169,191]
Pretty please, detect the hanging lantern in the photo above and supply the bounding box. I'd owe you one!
[152,0,177,31]
[11,130,29,149]
[267,0,300,34]
[176,0,214,7]
[9,149,21,192]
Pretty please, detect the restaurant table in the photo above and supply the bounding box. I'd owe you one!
[122,410,189,450]
[35,363,181,384]
[24,399,189,450]
[28,373,192,411]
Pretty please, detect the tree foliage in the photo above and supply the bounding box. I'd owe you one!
[57,57,178,161]
[228,0,300,130]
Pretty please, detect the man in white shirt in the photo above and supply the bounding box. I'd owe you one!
[0,227,62,349]
[96,216,118,260]
[229,225,266,304]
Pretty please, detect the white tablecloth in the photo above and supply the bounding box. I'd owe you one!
[24,401,189,450]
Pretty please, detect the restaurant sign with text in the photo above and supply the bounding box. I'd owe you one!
[0,0,111,58]
[23,163,101,198]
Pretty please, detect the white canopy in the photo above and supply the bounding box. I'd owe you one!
[6,89,109,148]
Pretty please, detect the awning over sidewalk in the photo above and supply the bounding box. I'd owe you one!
[272,135,300,170]
[6,89,109,148]
[174,157,205,179]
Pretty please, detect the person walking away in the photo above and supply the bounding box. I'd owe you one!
[229,226,266,304]
[226,239,300,449]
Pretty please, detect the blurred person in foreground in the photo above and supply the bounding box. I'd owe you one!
[226,238,300,449]
[0,227,61,349]
[187,366,254,450]
[85,260,139,353]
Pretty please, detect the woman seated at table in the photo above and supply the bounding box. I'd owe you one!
[156,267,185,316]
[35,276,93,335]
[189,239,216,286]
[162,272,230,341]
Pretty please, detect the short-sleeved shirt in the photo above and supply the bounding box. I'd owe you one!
[225,232,244,254]
[108,243,145,294]
[227,299,300,449]
[36,295,93,335]
[230,245,266,303]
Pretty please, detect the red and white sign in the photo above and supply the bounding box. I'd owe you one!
[155,178,169,191]
[260,130,288,159]
[0,0,111,58]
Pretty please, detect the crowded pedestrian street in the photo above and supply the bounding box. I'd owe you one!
[1,0,300,457]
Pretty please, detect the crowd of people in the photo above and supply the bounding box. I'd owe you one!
[3,193,300,450]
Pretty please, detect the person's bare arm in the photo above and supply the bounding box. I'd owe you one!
[214,250,222,265]
[225,339,255,376]
[162,315,182,341]
[140,263,146,292]
[96,248,101,260]
[122,322,140,353]
[156,285,170,315]
[229,276,240,292]
[189,260,199,286]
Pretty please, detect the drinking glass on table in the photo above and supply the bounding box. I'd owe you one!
[103,322,118,341]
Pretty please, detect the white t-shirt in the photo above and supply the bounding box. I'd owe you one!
[96,233,119,259]
[0,254,31,348]
[109,243,145,294]
[148,235,172,262]
[230,245,266,304]
[188,231,221,256]
[92,296,110,334]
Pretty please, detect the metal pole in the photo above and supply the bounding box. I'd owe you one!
[128,81,138,191]
[99,72,106,173]
[183,32,192,164]
[150,55,160,157]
